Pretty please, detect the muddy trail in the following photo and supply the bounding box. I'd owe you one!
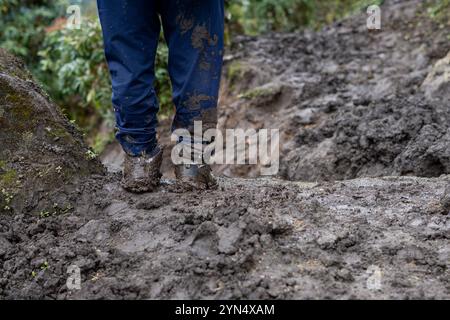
[0,0,449,299]
[218,0,450,180]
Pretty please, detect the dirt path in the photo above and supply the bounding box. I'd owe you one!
[1,174,449,299]
[0,0,449,299]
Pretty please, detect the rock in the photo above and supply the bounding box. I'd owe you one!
[440,184,450,213]
[135,195,167,210]
[217,222,243,254]
[421,51,450,101]
[0,236,11,257]
[317,231,338,248]
[77,220,110,243]
[0,48,104,215]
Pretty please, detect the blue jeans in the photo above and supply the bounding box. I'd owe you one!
[97,0,224,156]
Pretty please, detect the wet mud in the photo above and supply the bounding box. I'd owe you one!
[0,175,448,299]
[0,0,449,299]
[218,0,450,180]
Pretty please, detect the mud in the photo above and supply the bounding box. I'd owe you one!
[282,97,449,181]
[0,175,448,299]
[218,0,450,180]
[0,0,449,299]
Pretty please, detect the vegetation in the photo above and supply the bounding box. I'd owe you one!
[428,0,450,22]
[0,0,67,64]
[38,20,111,129]
[226,0,384,36]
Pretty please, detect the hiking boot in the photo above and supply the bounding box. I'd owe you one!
[121,145,163,193]
[174,163,218,191]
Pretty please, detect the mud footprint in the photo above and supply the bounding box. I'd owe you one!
[190,221,219,258]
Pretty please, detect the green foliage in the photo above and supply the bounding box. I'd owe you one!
[37,20,172,126]
[154,37,173,118]
[428,0,450,22]
[0,0,66,63]
[226,0,385,35]
[38,20,112,123]
[226,0,315,35]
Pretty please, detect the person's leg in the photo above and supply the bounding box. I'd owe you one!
[97,0,161,156]
[159,0,224,134]
[159,0,224,190]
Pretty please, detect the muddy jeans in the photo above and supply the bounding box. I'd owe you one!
[97,0,224,156]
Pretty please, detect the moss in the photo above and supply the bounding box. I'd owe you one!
[227,61,244,82]
[46,126,71,140]
[8,93,33,120]
[0,169,17,188]
[241,85,281,100]
[427,0,450,23]
[22,131,34,146]
[227,61,251,90]
[0,67,32,82]
[0,79,37,133]
[0,49,33,81]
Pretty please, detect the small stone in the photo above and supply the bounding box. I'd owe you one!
[336,268,354,282]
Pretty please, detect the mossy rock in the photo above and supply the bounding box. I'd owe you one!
[0,48,105,215]
[239,83,288,110]
[224,59,271,94]
[0,49,33,82]
[241,84,283,100]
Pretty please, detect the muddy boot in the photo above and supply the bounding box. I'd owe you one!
[121,146,163,193]
[174,163,218,191]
